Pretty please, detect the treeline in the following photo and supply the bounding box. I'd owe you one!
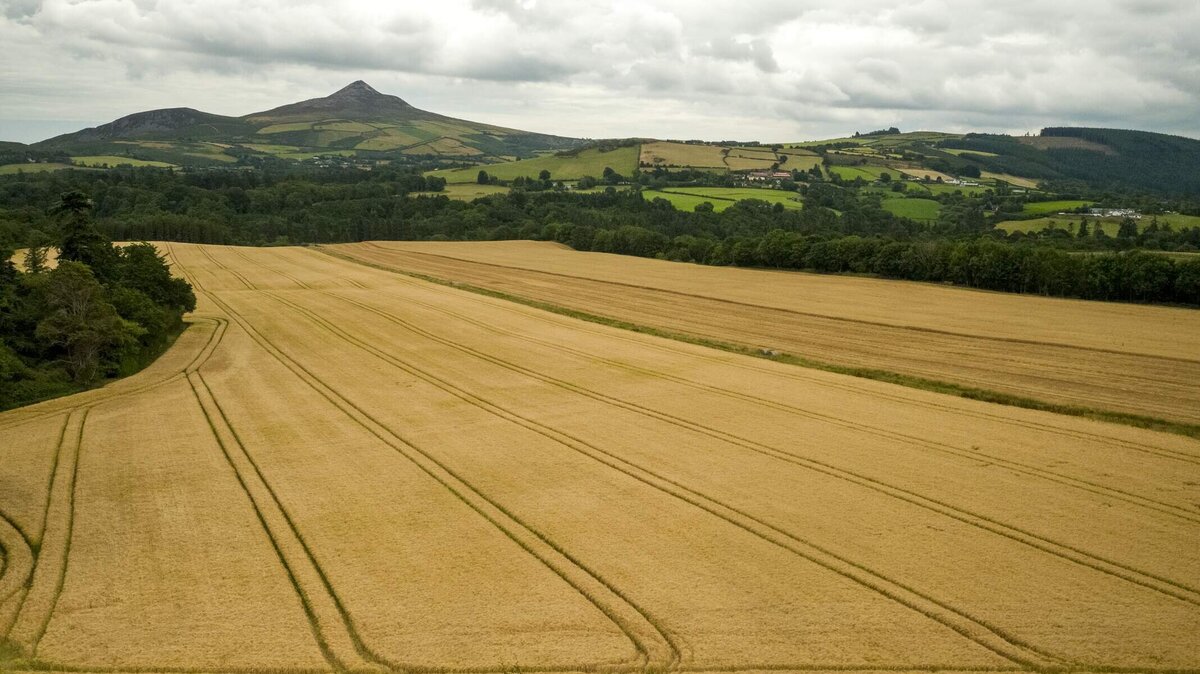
[941,129,1200,196]
[2,168,1199,308]
[0,192,195,409]
[546,224,1200,304]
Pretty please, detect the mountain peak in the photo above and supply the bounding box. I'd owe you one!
[332,80,381,98]
[246,80,412,120]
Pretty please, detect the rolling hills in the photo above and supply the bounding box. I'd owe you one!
[24,81,583,166]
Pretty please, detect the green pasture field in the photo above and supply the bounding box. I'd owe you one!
[643,187,803,212]
[0,163,75,174]
[903,182,992,196]
[642,190,731,212]
[1022,200,1094,215]
[882,198,941,220]
[411,184,511,201]
[829,165,903,181]
[430,145,640,183]
[72,156,176,168]
[999,213,1200,237]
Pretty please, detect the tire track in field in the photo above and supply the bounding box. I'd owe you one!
[2,312,233,661]
[201,303,673,670]
[325,247,1200,467]
[173,244,394,672]
[257,290,1063,671]
[324,273,1200,505]
[178,246,669,672]
[320,288,1200,604]
[0,508,34,625]
[0,318,224,436]
[372,244,1200,438]
[222,247,680,669]
[0,241,225,435]
[6,408,87,656]
[360,243,1200,366]
[220,248,680,667]
[186,371,378,673]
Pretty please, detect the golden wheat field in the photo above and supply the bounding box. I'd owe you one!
[2,242,1199,673]
[326,241,1200,425]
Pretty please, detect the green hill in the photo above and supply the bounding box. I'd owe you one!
[31,81,583,166]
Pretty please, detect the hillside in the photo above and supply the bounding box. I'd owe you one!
[28,81,583,166]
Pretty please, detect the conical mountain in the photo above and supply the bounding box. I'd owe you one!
[244,80,421,122]
[34,81,582,163]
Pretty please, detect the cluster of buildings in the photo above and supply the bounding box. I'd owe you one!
[745,170,793,182]
[1087,208,1141,219]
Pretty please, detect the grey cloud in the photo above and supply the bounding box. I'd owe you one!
[2,0,1199,143]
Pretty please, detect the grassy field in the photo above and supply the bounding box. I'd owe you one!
[882,197,941,220]
[905,181,992,196]
[639,141,728,168]
[644,187,803,212]
[0,163,75,175]
[2,240,1198,671]
[430,145,640,183]
[1022,200,1094,215]
[998,213,1200,236]
[829,165,903,182]
[411,184,511,201]
[70,156,177,168]
[981,171,1041,189]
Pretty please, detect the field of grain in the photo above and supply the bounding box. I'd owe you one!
[639,141,728,168]
[2,242,1199,673]
[327,241,1200,425]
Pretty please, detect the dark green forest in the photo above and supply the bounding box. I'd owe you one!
[1,164,1198,338]
[0,191,195,409]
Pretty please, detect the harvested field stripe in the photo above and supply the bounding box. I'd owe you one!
[184,371,370,671]
[8,408,87,655]
[258,290,1063,670]
[175,249,672,671]
[321,288,1200,603]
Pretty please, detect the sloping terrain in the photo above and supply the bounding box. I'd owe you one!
[327,241,1200,425]
[1,243,1198,672]
[29,81,581,164]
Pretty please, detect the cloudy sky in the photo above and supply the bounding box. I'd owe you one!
[1,0,1198,144]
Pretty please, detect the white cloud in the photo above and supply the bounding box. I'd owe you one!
[0,0,1197,143]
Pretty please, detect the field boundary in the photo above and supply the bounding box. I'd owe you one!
[316,246,1200,441]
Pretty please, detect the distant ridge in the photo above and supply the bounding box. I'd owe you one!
[34,80,583,162]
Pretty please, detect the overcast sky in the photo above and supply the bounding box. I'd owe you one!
[2,0,1198,144]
